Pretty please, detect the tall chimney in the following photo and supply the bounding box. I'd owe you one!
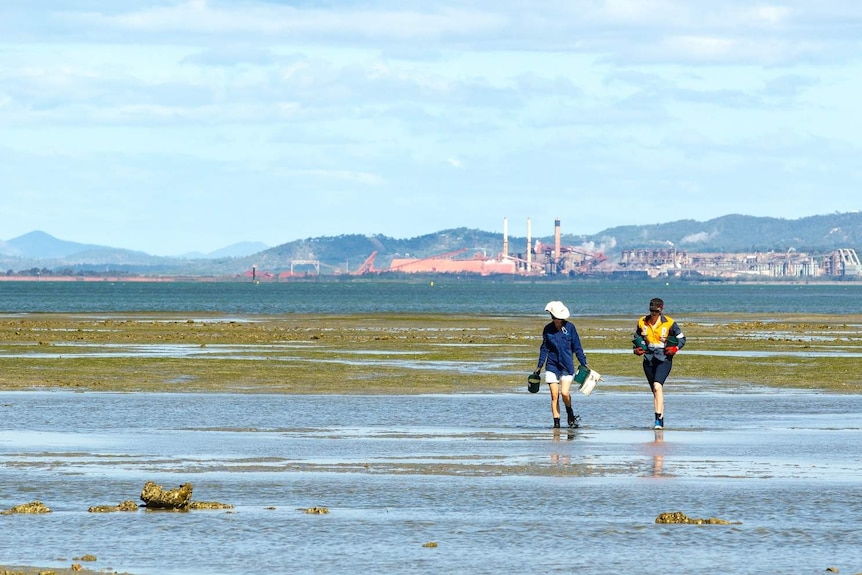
[554,217,561,272]
[502,217,509,259]
[526,217,532,270]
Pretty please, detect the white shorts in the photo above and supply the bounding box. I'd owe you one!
[543,372,574,385]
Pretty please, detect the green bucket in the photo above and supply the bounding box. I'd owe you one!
[574,364,590,385]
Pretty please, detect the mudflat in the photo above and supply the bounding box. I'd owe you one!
[1,312,860,393]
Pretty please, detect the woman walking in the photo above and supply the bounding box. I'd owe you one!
[533,301,589,428]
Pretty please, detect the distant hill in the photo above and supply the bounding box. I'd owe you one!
[0,231,184,275]
[2,212,861,276]
[593,212,862,253]
[3,230,108,258]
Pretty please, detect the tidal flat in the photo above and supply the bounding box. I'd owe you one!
[1,312,861,394]
[3,312,862,575]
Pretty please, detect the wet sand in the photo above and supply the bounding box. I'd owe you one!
[3,390,862,574]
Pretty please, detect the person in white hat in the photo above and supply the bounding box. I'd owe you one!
[532,301,589,428]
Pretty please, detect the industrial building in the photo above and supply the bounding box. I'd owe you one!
[387,217,606,276]
[271,217,861,280]
[619,247,860,278]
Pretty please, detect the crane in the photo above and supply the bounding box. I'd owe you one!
[351,251,378,275]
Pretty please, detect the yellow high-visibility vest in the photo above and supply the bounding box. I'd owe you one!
[637,315,676,347]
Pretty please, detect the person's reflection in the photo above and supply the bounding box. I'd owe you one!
[552,427,576,442]
[550,427,575,465]
[650,429,665,476]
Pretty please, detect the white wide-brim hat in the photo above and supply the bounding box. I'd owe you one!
[544,301,570,320]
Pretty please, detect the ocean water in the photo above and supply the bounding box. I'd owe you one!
[2,280,862,574]
[1,278,862,315]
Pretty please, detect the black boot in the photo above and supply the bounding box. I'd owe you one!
[553,418,560,428]
[566,407,579,428]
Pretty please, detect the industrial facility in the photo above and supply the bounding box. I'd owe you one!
[619,247,861,278]
[265,216,861,280]
[387,217,607,277]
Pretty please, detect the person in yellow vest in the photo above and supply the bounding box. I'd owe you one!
[632,298,686,429]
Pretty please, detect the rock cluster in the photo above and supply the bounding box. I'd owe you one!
[0,501,51,515]
[655,511,740,525]
[2,483,234,515]
[88,500,139,513]
[139,481,193,511]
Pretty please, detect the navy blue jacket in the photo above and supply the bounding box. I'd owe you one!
[537,320,587,377]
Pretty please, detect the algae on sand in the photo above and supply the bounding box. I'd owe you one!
[1,312,861,394]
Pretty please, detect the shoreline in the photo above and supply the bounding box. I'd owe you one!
[0,275,860,286]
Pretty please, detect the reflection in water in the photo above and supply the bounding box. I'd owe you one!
[550,428,576,465]
[551,428,576,443]
[649,430,665,477]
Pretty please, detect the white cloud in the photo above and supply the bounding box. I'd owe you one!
[0,0,860,254]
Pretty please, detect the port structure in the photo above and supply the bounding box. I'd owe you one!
[257,218,862,280]
[351,251,377,275]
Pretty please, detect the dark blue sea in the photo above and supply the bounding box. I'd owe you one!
[2,279,861,315]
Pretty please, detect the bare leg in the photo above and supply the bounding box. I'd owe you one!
[560,379,573,410]
[651,382,664,417]
[549,383,561,419]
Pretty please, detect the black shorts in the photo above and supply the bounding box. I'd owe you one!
[643,357,673,385]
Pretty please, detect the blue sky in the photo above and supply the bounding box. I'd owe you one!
[1,1,860,256]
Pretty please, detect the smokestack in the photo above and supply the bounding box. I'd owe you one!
[554,218,561,271]
[526,217,532,270]
[502,217,509,259]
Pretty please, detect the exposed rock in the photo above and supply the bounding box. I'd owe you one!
[0,501,51,515]
[89,488,230,512]
[88,500,139,513]
[300,506,329,514]
[140,481,193,511]
[189,501,234,510]
[656,511,740,525]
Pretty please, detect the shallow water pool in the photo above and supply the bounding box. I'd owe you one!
[1,390,861,574]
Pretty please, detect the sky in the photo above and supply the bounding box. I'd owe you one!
[1,1,860,256]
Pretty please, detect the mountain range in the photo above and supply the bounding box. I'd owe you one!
[2,211,861,277]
